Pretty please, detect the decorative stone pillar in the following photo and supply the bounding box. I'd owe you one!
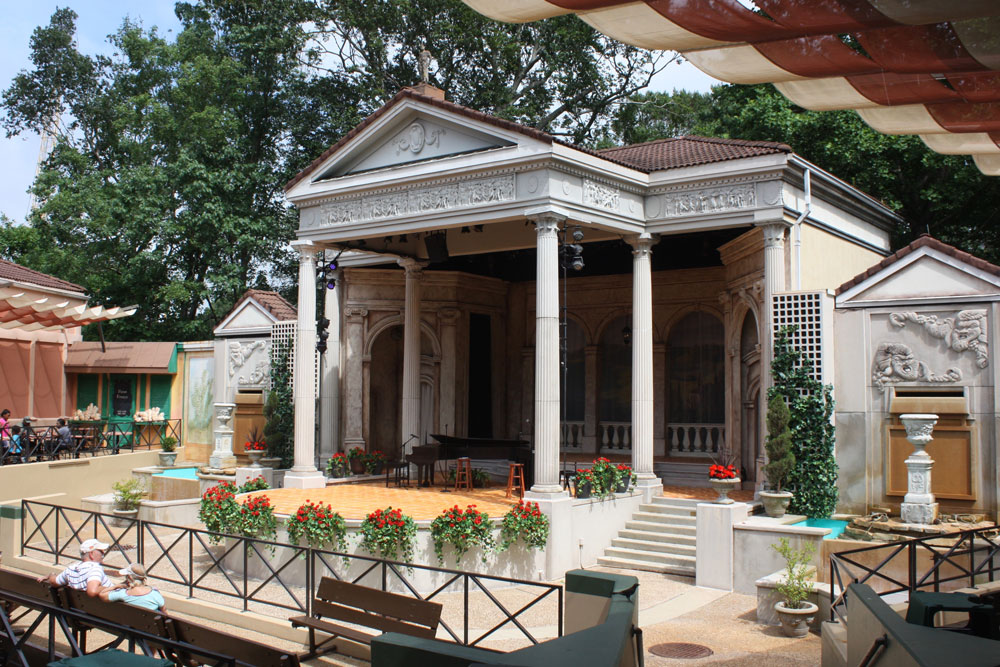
[900,413,939,525]
[209,403,237,469]
[758,222,788,394]
[584,345,599,453]
[527,213,565,495]
[399,258,425,457]
[629,234,660,499]
[438,308,460,436]
[343,307,368,451]
[319,265,342,460]
[285,240,325,489]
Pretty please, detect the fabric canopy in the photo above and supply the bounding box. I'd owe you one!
[460,0,1000,174]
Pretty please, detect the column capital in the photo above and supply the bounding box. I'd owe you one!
[527,210,566,234]
[344,307,368,323]
[290,239,320,259]
[627,233,658,256]
[397,257,428,274]
[757,222,789,248]
[438,308,461,325]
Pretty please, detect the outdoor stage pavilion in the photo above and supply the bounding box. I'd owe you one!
[279,82,900,516]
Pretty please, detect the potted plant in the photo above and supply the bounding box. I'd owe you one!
[326,452,349,478]
[430,505,494,564]
[348,447,366,475]
[761,394,795,517]
[615,463,636,493]
[111,477,144,526]
[589,457,619,500]
[158,436,178,468]
[199,481,239,544]
[244,426,266,468]
[573,469,595,499]
[771,537,818,637]
[498,501,549,552]
[359,506,417,563]
[364,450,387,475]
[708,453,740,504]
[286,500,348,555]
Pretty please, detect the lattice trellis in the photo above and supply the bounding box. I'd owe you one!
[269,321,319,394]
[772,291,833,387]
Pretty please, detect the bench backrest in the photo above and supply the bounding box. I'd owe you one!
[0,568,61,605]
[169,617,299,667]
[313,578,442,639]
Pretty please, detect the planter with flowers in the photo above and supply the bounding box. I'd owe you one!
[244,426,266,468]
[199,481,240,543]
[498,501,549,551]
[430,505,494,564]
[364,450,387,475]
[359,507,417,563]
[326,452,349,478]
[238,476,269,494]
[348,447,367,475]
[236,494,278,546]
[708,459,741,504]
[287,500,348,555]
[614,463,637,493]
[573,469,596,498]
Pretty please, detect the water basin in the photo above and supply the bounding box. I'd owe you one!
[153,467,199,480]
[792,518,848,539]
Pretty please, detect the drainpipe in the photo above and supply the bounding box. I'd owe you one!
[793,168,811,290]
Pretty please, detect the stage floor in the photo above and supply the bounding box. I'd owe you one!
[246,479,519,520]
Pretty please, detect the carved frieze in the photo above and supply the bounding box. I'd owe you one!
[309,174,515,228]
[872,342,962,391]
[583,179,619,211]
[656,184,756,218]
[889,309,988,368]
[228,339,271,387]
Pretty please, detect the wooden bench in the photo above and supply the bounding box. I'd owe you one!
[291,578,442,659]
[168,616,300,667]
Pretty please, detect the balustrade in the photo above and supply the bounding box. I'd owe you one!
[598,422,632,451]
[559,421,584,449]
[665,423,724,456]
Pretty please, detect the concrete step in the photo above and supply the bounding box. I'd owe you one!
[596,555,695,576]
[637,503,697,517]
[632,511,696,525]
[619,528,696,546]
[604,547,697,567]
[820,621,847,667]
[650,496,702,508]
[624,519,696,535]
[612,537,696,555]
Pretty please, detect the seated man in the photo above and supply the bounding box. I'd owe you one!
[40,538,112,596]
[55,418,73,456]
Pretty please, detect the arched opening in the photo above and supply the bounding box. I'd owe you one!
[598,314,632,451]
[368,325,436,460]
[740,310,762,481]
[560,318,585,449]
[666,311,725,456]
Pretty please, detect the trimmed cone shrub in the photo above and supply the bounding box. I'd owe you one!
[764,394,795,493]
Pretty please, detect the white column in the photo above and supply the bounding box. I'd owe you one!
[527,214,565,495]
[399,258,425,457]
[758,222,788,393]
[319,265,341,461]
[629,234,661,500]
[285,240,325,489]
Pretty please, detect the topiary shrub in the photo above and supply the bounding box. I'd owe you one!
[769,327,838,518]
[764,394,795,493]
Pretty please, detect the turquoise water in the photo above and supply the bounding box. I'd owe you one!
[793,518,849,539]
[153,467,199,479]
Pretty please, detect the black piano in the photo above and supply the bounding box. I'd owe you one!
[413,434,532,488]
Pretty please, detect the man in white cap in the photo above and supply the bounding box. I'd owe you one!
[40,538,113,597]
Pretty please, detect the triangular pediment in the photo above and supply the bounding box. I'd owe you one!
[838,245,1000,307]
[213,298,279,336]
[316,112,516,181]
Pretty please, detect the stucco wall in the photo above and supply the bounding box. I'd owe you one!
[800,223,883,292]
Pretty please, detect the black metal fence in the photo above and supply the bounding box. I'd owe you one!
[1,419,183,465]
[829,525,1000,625]
[20,500,563,648]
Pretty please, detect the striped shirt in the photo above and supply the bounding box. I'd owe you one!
[55,561,112,590]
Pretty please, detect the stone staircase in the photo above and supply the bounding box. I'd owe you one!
[597,497,698,576]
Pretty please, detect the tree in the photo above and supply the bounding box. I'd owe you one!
[764,394,795,493]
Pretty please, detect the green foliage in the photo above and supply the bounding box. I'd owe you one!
[160,436,177,453]
[359,507,417,563]
[263,348,293,468]
[236,494,278,550]
[112,477,145,511]
[498,501,549,552]
[430,505,493,564]
[238,476,270,494]
[287,501,348,554]
[772,537,816,610]
[769,328,838,518]
[764,394,795,493]
[198,481,239,542]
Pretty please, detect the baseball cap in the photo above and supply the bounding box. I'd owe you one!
[80,538,110,554]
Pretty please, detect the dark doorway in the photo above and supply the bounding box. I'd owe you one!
[468,313,493,437]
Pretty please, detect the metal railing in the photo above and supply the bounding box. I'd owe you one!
[20,500,563,648]
[829,525,1000,625]
[0,419,183,465]
[666,423,724,455]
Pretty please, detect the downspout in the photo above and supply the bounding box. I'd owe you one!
[793,168,811,290]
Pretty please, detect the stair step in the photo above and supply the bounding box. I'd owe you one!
[633,511,696,525]
[625,519,696,535]
[596,555,695,576]
[612,537,696,555]
[604,546,697,566]
[618,528,696,545]
[638,503,697,517]
[650,497,702,508]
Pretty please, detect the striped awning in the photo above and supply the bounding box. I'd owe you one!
[460,0,1000,174]
[0,286,137,331]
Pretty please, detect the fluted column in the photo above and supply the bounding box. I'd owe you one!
[758,222,788,393]
[343,307,368,450]
[529,214,565,494]
[629,234,660,497]
[399,258,425,456]
[285,240,325,488]
[319,264,342,460]
[438,308,460,436]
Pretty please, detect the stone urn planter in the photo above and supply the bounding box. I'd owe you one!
[110,508,139,528]
[350,458,366,475]
[260,456,282,469]
[246,450,264,468]
[158,451,178,467]
[760,490,794,518]
[709,477,741,504]
[774,600,818,638]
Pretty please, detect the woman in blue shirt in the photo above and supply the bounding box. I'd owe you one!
[100,563,165,611]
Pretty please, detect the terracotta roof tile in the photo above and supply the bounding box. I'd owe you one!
[0,259,86,295]
[236,289,297,321]
[835,234,1000,296]
[596,136,791,172]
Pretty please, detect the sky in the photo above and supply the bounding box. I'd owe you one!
[0,1,722,224]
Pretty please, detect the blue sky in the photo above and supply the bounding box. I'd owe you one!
[0,1,720,223]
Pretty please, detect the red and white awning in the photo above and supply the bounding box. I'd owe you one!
[0,286,137,331]
[461,0,1000,174]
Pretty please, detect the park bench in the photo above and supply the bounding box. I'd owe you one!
[290,577,442,659]
[168,616,301,667]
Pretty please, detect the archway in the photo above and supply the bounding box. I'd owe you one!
[740,311,762,482]
[666,311,725,456]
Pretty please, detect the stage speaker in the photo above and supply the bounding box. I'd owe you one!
[424,232,449,262]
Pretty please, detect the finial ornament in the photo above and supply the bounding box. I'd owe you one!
[419,48,431,84]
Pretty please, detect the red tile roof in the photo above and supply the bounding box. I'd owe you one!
[285,88,792,190]
[0,259,86,295]
[597,136,791,171]
[836,234,1000,295]
[232,289,297,322]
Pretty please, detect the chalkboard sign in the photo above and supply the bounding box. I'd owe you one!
[113,380,133,417]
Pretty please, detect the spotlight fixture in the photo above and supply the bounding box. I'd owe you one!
[622,326,632,345]
[399,234,408,242]
[316,317,330,354]
[461,226,471,233]
[473,225,484,232]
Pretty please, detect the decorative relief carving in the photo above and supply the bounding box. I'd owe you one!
[394,122,443,155]
[315,175,515,227]
[872,342,962,391]
[890,309,988,368]
[658,184,756,218]
[228,340,271,387]
[583,179,619,210]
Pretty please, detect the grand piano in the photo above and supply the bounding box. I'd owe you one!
[408,434,533,488]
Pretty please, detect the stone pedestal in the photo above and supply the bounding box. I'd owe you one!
[899,413,939,525]
[696,501,749,591]
[523,490,573,580]
[209,403,237,469]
